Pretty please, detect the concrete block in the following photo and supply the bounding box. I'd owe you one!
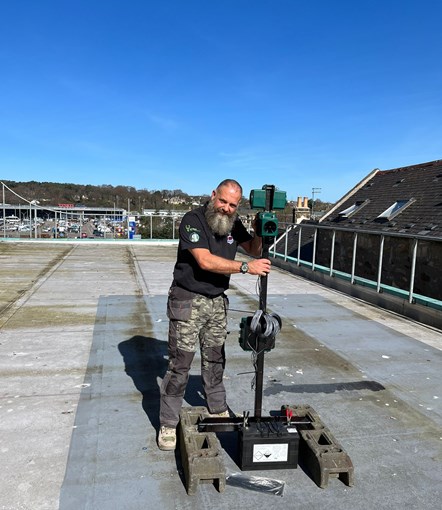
[282,404,354,488]
[179,407,226,495]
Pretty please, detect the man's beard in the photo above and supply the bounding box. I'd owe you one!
[205,200,237,236]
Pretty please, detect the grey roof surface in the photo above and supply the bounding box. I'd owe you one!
[320,160,442,238]
[0,241,441,510]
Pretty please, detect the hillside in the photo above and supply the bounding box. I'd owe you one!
[1,180,204,212]
[1,179,333,217]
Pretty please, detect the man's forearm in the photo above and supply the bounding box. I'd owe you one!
[241,234,262,257]
[190,248,245,274]
[248,234,263,257]
[189,247,270,276]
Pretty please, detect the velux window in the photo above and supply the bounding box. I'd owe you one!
[376,198,415,221]
[338,199,370,218]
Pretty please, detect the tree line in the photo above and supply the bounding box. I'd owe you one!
[2,180,333,216]
[2,180,204,212]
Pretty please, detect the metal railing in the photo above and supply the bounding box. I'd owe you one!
[270,223,442,310]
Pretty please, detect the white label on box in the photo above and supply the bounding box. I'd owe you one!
[252,443,289,463]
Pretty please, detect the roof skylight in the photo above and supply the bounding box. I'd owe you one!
[338,199,370,218]
[376,198,415,221]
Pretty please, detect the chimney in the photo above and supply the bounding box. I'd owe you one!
[296,196,302,208]
[303,197,309,208]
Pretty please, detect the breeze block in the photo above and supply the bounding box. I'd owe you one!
[282,404,355,489]
[179,406,226,495]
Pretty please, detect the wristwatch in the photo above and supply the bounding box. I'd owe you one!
[240,262,249,274]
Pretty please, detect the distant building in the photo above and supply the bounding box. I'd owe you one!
[165,196,188,205]
[292,196,311,224]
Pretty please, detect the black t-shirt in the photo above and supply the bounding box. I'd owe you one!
[173,204,252,297]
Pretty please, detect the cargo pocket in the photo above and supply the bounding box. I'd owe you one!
[167,285,194,321]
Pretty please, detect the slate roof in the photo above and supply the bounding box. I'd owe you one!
[320,159,442,239]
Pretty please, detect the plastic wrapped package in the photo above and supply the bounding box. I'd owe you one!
[226,472,285,496]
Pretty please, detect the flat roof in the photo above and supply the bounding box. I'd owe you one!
[0,241,441,509]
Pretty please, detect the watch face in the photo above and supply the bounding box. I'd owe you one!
[241,262,248,273]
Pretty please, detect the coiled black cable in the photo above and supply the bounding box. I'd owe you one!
[249,309,282,338]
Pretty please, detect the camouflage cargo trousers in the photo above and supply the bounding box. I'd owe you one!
[159,285,229,428]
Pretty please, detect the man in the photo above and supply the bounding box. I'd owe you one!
[158,179,271,450]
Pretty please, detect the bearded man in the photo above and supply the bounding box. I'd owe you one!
[158,179,271,450]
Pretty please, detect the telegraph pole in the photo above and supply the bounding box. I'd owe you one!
[311,187,322,220]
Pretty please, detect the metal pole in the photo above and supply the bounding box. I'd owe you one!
[297,226,302,266]
[127,199,130,239]
[409,238,418,303]
[312,228,318,271]
[253,185,278,418]
[2,183,5,238]
[34,205,38,239]
[351,232,358,284]
[330,230,336,277]
[284,225,289,261]
[254,236,271,419]
[311,187,321,220]
[377,235,385,293]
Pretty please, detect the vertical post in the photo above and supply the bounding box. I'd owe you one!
[311,187,321,220]
[114,202,117,239]
[312,228,317,271]
[253,184,275,419]
[351,232,358,284]
[284,225,289,261]
[271,237,276,258]
[127,199,130,239]
[330,230,336,277]
[2,183,5,239]
[409,238,418,303]
[254,236,271,419]
[34,205,38,239]
[297,226,302,266]
[377,235,385,293]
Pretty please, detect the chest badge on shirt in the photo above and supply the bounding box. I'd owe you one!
[227,234,234,244]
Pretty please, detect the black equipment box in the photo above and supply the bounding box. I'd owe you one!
[238,421,299,471]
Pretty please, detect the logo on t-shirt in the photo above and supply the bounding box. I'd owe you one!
[190,232,200,243]
[227,234,234,244]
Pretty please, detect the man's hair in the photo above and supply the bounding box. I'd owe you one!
[216,179,243,196]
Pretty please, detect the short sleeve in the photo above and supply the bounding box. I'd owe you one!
[179,211,209,250]
[232,218,253,245]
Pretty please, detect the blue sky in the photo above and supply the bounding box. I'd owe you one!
[1,1,441,202]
